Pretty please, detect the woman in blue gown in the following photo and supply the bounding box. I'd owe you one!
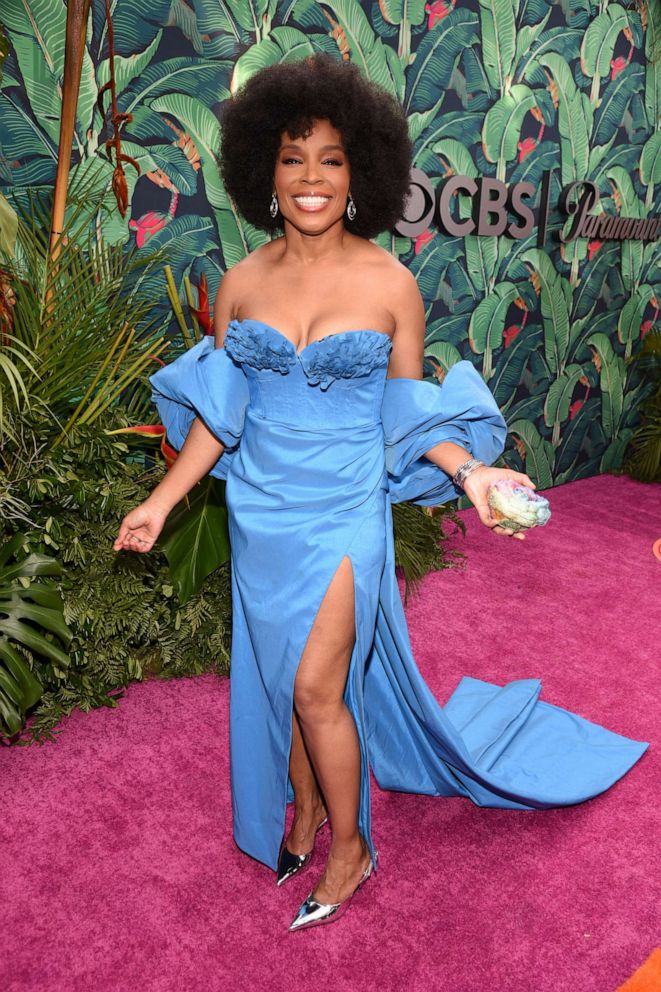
[114,56,648,933]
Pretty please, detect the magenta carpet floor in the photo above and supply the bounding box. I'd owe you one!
[2,474,658,992]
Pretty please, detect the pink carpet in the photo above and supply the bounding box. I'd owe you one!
[1,473,658,992]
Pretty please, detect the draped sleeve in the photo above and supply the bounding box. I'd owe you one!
[148,336,250,481]
[381,360,508,505]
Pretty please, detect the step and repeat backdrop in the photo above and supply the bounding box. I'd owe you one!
[1,0,659,487]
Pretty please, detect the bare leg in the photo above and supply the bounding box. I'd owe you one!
[293,555,372,903]
[284,707,327,855]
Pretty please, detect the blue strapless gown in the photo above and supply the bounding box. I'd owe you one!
[149,319,648,873]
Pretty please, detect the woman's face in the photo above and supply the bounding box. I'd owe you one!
[272,118,351,234]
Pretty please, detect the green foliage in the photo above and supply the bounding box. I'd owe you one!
[160,477,231,604]
[392,501,466,605]
[622,328,661,481]
[0,172,172,444]
[1,412,233,743]
[0,532,71,736]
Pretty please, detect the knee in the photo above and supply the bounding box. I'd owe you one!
[294,674,342,723]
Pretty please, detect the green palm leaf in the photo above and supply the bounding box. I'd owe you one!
[404,10,480,113]
[316,0,403,96]
[507,420,555,487]
[478,0,516,95]
[482,83,537,179]
[468,281,519,378]
[580,6,632,105]
[585,332,626,438]
[231,27,315,91]
[639,131,661,210]
[544,363,585,438]
[535,53,591,185]
[593,63,644,145]
[520,248,571,375]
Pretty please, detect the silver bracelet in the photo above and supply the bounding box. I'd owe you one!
[452,458,486,489]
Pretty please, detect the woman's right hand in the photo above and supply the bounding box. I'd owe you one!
[113,499,170,554]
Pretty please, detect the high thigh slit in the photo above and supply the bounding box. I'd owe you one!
[149,318,649,875]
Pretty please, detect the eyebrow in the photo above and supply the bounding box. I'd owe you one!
[279,143,345,152]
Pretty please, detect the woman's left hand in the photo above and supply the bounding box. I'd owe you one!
[462,466,536,541]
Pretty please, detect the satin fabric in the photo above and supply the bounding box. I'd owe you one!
[150,319,648,873]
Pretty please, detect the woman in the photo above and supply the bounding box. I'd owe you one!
[114,56,647,933]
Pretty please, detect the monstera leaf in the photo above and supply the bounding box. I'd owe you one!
[0,534,72,738]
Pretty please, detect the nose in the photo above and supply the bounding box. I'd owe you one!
[302,161,323,183]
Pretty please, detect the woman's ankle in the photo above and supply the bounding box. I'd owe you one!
[293,795,326,821]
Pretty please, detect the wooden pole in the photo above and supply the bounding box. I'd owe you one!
[48,0,92,266]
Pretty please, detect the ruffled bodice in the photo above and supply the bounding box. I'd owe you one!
[223,319,393,390]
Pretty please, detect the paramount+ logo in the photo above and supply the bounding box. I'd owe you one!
[395,168,661,246]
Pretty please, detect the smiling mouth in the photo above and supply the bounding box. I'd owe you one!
[292,195,332,211]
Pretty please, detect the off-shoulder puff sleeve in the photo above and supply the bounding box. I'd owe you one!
[381,360,507,505]
[149,336,249,481]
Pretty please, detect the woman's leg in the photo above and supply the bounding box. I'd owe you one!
[292,555,372,903]
[285,707,327,854]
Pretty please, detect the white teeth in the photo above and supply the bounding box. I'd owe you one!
[293,196,330,204]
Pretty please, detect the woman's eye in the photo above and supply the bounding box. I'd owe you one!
[281,157,343,166]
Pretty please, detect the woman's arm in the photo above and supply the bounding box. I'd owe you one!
[113,274,240,552]
[387,267,476,480]
[385,265,535,540]
[139,271,242,516]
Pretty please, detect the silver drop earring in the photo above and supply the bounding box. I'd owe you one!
[346,196,356,221]
[270,193,279,218]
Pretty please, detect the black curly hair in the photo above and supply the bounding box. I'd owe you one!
[218,55,412,240]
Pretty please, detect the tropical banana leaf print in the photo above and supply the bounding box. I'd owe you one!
[1,0,659,488]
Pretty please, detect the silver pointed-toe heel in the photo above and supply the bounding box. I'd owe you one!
[276,815,329,887]
[288,849,377,932]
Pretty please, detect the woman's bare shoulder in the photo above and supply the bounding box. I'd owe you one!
[355,239,418,301]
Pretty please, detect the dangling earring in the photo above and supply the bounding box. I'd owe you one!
[270,193,279,218]
[346,196,356,221]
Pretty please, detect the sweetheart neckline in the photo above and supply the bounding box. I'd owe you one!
[229,317,393,358]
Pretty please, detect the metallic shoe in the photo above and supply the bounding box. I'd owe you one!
[276,815,329,887]
[288,850,377,932]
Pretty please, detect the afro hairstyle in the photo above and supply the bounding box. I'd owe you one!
[218,55,413,240]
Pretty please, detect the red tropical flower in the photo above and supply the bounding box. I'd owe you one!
[517,137,537,163]
[414,229,434,255]
[191,272,213,334]
[503,323,522,348]
[587,240,603,261]
[425,0,455,29]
